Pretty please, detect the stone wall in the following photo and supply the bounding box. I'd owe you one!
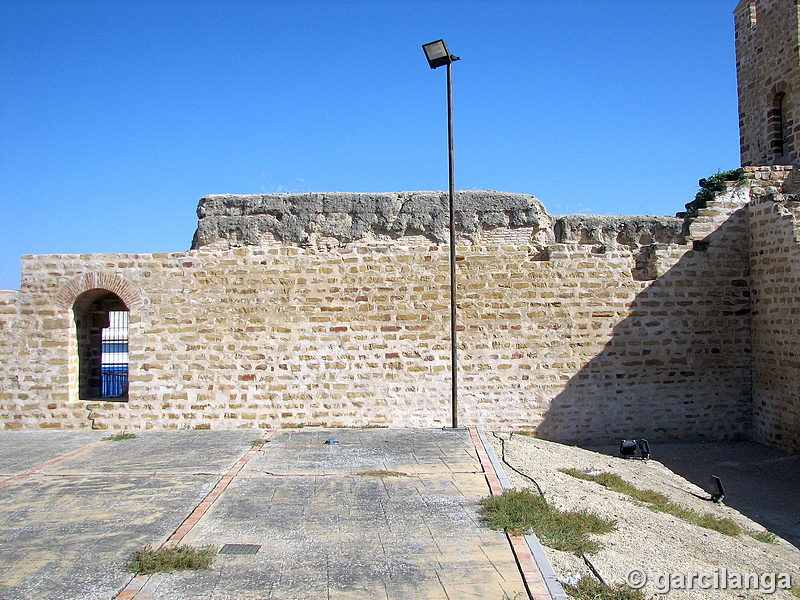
[3,6,798,450]
[735,0,800,167]
[191,190,685,252]
[0,189,758,444]
[191,191,557,249]
[747,165,800,454]
[0,291,22,420]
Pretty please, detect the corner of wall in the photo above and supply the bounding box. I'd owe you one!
[746,165,800,455]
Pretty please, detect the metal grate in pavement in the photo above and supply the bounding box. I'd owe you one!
[219,544,261,555]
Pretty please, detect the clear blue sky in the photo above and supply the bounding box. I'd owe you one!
[0,0,741,291]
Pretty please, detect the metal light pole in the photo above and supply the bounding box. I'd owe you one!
[422,40,461,429]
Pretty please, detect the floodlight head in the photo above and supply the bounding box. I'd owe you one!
[637,439,651,460]
[619,439,637,458]
[709,475,725,502]
[422,39,459,69]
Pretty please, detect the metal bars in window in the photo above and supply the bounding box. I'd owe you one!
[101,310,129,398]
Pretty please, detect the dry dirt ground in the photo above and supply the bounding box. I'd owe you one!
[485,433,800,600]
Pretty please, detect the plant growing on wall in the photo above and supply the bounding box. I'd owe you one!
[678,169,745,219]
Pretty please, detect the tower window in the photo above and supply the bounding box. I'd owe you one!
[768,92,787,158]
[749,1,758,27]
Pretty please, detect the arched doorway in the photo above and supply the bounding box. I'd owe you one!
[72,290,129,400]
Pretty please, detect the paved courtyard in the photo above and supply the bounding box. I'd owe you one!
[0,428,538,600]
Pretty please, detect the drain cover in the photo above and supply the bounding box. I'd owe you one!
[219,544,261,555]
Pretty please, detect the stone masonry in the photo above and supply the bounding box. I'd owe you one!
[747,166,800,452]
[0,181,783,448]
[735,0,800,167]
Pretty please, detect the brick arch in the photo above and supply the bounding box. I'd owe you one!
[770,81,790,96]
[55,272,142,310]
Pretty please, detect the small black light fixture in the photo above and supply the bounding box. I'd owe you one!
[637,439,651,460]
[708,475,725,503]
[619,439,650,460]
[619,439,638,457]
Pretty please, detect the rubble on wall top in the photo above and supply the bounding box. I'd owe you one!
[191,190,685,250]
[554,214,684,247]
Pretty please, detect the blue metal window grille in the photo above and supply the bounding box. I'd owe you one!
[101,311,129,398]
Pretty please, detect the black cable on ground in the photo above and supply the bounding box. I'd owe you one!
[491,431,545,499]
[581,554,607,587]
[491,431,609,589]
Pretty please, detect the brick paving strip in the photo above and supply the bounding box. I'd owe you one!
[114,430,276,600]
[0,438,108,488]
[470,426,567,600]
[112,427,559,600]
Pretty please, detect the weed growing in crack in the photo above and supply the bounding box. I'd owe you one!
[126,545,217,575]
[103,432,137,441]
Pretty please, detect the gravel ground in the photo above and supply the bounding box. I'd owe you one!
[485,433,800,600]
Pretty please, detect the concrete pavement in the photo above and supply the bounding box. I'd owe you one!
[0,428,549,600]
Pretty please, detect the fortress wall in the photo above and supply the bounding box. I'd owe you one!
[748,166,800,454]
[4,4,799,448]
[0,291,21,418]
[0,186,755,442]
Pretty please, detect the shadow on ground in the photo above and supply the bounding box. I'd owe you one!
[585,440,800,549]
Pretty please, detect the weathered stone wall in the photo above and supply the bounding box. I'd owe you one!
[734,1,800,454]
[192,190,685,252]
[192,191,558,249]
[3,6,798,450]
[735,0,800,167]
[747,165,800,454]
[0,291,22,419]
[0,190,756,444]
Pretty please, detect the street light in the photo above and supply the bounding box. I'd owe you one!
[422,39,461,430]
[422,39,455,69]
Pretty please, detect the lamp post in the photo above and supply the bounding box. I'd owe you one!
[422,40,461,429]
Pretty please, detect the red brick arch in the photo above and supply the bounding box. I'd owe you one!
[55,272,142,310]
[770,81,790,96]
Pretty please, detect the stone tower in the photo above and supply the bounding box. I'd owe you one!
[734,0,800,167]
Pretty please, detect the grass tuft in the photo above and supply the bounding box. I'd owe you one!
[564,576,649,600]
[126,544,217,575]
[512,430,537,437]
[560,468,741,536]
[648,504,741,536]
[747,530,778,544]
[560,469,670,506]
[357,470,406,477]
[103,432,137,441]
[480,488,616,555]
